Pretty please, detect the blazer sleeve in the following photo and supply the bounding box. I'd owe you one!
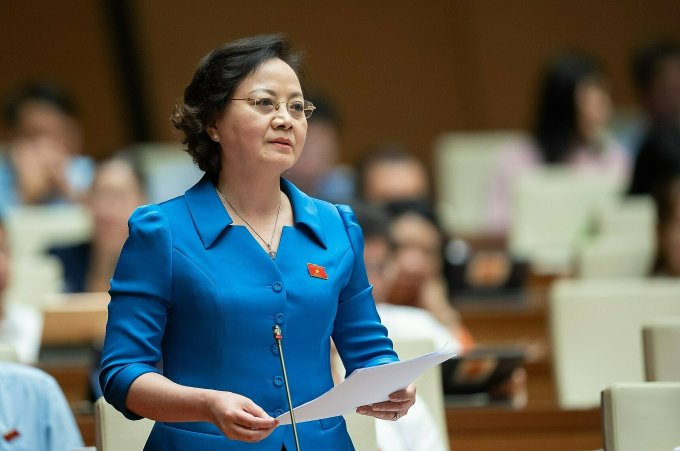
[99,204,172,420]
[332,204,399,376]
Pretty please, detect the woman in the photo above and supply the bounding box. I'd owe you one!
[48,154,147,293]
[487,52,630,234]
[99,34,415,450]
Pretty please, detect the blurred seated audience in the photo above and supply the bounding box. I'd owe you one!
[487,52,629,234]
[48,154,147,293]
[651,175,680,277]
[357,144,430,205]
[285,95,355,203]
[0,361,83,450]
[628,39,680,195]
[0,221,42,364]
[0,82,94,218]
[356,203,526,408]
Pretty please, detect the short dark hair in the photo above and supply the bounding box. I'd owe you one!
[533,52,604,164]
[351,201,392,244]
[2,81,78,127]
[356,143,426,200]
[632,39,680,93]
[172,34,305,181]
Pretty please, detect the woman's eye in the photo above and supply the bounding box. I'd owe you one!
[256,97,275,107]
[290,101,305,112]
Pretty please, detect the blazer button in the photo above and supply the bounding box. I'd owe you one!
[271,343,280,355]
[272,281,283,292]
[273,376,284,387]
[275,409,285,416]
[275,313,286,324]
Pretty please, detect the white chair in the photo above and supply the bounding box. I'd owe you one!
[643,317,680,381]
[344,412,378,451]
[95,397,154,451]
[5,204,92,257]
[601,382,680,451]
[135,143,203,204]
[549,278,680,408]
[575,197,656,279]
[434,131,524,237]
[0,342,18,362]
[509,167,622,273]
[390,338,448,450]
[576,236,654,279]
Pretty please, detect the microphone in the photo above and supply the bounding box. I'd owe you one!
[272,325,301,451]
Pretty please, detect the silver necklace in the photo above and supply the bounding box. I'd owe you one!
[216,187,282,260]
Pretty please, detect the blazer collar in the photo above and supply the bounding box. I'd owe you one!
[184,174,327,249]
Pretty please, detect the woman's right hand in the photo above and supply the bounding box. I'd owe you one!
[206,391,279,443]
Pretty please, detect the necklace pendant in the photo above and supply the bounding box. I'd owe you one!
[268,250,277,260]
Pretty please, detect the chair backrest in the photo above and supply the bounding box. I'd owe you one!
[575,197,656,279]
[343,412,378,451]
[509,167,622,273]
[602,382,680,451]
[550,278,680,408]
[5,204,92,257]
[576,236,654,279]
[0,342,18,362]
[135,143,203,204]
[434,131,524,237]
[643,318,680,382]
[95,397,154,451]
[390,338,449,450]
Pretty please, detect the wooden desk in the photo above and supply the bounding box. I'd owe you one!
[41,292,108,346]
[458,302,548,344]
[447,404,602,451]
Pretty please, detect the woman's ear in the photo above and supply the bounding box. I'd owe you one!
[206,124,220,142]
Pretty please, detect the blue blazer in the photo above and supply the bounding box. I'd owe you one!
[100,175,398,450]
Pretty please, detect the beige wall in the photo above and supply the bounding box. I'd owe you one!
[2,1,679,163]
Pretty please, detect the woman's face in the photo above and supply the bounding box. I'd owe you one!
[390,213,443,284]
[209,58,307,175]
[89,161,145,252]
[576,79,611,142]
[659,199,680,277]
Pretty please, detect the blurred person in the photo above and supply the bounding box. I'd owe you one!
[628,39,680,196]
[651,174,680,277]
[385,201,474,351]
[0,361,83,450]
[0,221,42,364]
[48,155,147,293]
[357,144,430,205]
[487,52,629,234]
[0,82,94,217]
[285,95,355,202]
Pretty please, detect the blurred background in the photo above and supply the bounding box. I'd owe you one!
[1,0,678,161]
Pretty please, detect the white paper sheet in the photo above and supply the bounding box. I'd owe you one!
[276,349,455,425]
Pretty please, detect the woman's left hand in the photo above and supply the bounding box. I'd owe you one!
[355,383,416,421]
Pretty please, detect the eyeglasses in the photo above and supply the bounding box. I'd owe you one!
[232,97,316,119]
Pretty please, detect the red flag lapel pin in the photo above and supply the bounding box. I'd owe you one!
[307,263,328,280]
[3,429,20,442]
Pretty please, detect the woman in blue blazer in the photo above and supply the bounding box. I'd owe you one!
[99,34,415,450]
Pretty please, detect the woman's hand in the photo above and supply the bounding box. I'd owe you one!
[355,383,416,421]
[206,391,279,442]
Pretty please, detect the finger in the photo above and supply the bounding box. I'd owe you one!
[231,409,278,430]
[357,408,404,421]
[365,400,411,411]
[229,424,277,443]
[389,384,416,401]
